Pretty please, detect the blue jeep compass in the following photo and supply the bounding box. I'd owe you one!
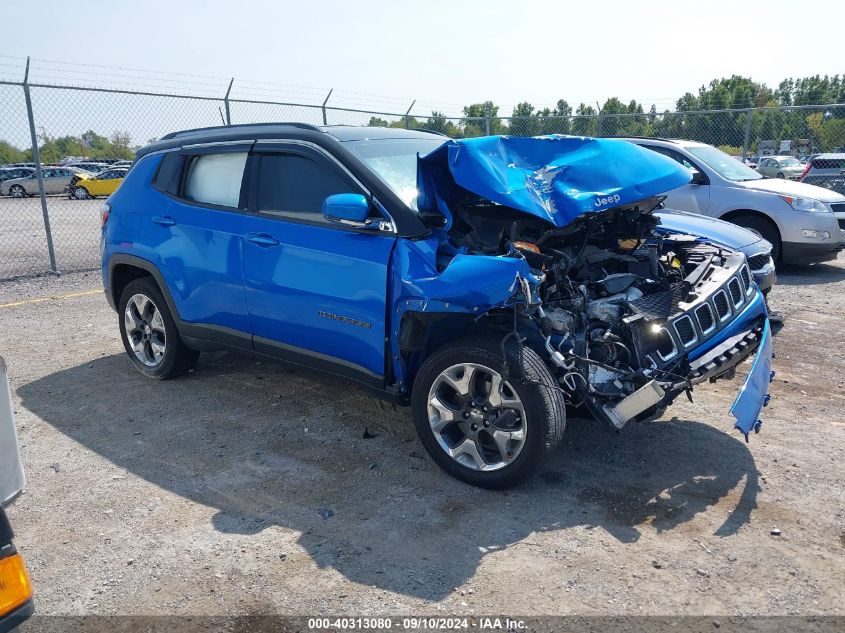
[102,124,773,488]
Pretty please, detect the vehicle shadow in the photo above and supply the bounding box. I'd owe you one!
[17,352,759,601]
[775,258,845,286]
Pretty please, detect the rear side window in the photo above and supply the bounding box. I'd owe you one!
[183,152,248,208]
[256,154,356,215]
[153,152,182,193]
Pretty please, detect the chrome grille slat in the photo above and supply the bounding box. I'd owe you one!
[728,278,744,308]
[695,303,715,335]
[714,290,731,321]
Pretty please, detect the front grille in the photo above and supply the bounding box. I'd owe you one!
[714,291,731,321]
[741,265,754,294]
[747,253,770,271]
[655,328,676,360]
[674,315,697,347]
[830,202,845,214]
[728,278,744,307]
[695,304,715,334]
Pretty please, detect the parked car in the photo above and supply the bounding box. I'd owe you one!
[0,166,88,197]
[68,167,128,199]
[756,155,805,180]
[0,355,34,630]
[102,125,774,488]
[0,167,35,184]
[623,138,845,263]
[800,153,845,197]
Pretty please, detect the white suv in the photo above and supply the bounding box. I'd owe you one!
[624,138,845,264]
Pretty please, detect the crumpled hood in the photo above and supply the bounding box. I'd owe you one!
[738,176,845,203]
[417,135,692,228]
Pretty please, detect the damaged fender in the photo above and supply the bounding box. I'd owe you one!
[387,234,541,390]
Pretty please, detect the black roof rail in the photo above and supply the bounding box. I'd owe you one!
[610,135,680,143]
[160,122,324,141]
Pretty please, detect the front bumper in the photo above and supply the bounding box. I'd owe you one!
[781,240,844,264]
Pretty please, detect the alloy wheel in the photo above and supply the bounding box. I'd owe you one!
[426,362,527,471]
[124,293,166,367]
[73,186,89,199]
[10,185,24,198]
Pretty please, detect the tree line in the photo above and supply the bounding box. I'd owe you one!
[369,74,845,153]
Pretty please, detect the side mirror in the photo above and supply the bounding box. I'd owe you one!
[690,169,707,185]
[323,193,371,225]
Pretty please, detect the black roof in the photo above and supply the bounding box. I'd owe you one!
[156,122,440,144]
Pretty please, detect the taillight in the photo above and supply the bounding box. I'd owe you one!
[799,162,811,181]
[100,202,110,227]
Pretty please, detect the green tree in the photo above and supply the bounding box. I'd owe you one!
[0,140,26,164]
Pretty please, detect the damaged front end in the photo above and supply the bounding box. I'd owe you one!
[392,135,773,440]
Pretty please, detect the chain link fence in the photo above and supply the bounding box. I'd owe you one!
[2,79,844,279]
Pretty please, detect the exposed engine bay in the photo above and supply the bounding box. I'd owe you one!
[438,195,761,429]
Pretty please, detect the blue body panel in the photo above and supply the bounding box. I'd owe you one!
[102,154,251,333]
[730,319,773,436]
[240,213,395,377]
[418,135,692,227]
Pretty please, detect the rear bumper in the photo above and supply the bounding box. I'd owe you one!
[781,240,844,264]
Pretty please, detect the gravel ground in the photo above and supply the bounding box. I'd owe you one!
[0,196,101,279]
[1,257,844,617]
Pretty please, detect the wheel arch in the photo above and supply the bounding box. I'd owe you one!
[398,308,546,387]
[108,255,182,323]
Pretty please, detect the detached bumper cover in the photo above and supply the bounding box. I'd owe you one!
[730,319,774,439]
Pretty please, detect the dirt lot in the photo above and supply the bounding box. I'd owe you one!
[1,258,844,618]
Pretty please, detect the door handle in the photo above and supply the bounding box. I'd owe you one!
[245,232,280,247]
[151,216,176,227]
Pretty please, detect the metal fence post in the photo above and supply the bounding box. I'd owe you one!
[223,78,234,125]
[595,102,603,137]
[22,57,57,274]
[321,89,333,126]
[484,103,491,136]
[742,107,753,160]
[404,100,415,129]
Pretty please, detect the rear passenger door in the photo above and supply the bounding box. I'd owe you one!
[143,146,252,343]
[240,143,396,385]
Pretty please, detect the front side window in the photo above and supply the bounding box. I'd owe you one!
[344,138,446,209]
[256,154,357,217]
[686,145,763,181]
[183,152,248,208]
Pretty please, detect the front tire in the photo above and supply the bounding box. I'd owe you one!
[729,214,782,262]
[411,335,565,489]
[118,277,199,379]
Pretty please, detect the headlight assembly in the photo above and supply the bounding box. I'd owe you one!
[779,195,831,213]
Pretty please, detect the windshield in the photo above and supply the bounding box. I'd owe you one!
[779,157,801,167]
[687,145,763,181]
[344,137,446,209]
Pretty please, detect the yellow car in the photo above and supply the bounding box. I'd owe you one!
[68,167,128,199]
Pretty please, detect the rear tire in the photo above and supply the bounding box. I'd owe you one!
[118,277,199,379]
[9,185,25,198]
[776,172,785,179]
[411,335,565,489]
[729,214,782,262]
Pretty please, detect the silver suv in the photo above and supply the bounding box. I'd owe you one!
[623,138,845,264]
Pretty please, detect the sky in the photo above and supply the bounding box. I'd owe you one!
[2,0,843,118]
